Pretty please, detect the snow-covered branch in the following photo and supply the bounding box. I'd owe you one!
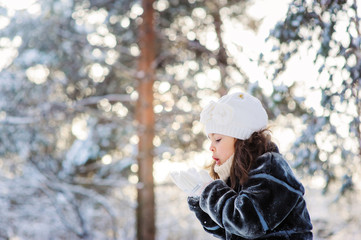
[0,116,40,125]
[73,94,134,107]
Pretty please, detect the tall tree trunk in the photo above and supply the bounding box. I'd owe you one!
[208,1,228,96]
[136,0,156,239]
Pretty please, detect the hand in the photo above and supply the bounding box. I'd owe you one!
[170,168,213,196]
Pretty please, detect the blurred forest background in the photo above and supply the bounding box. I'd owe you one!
[0,0,360,239]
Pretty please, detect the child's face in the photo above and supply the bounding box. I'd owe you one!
[208,133,236,166]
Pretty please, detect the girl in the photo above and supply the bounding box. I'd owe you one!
[170,92,313,239]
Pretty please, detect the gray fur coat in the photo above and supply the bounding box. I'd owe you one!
[188,152,313,240]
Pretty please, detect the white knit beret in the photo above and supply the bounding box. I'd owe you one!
[200,92,268,140]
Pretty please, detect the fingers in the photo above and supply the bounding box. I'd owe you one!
[198,169,212,182]
[185,168,200,184]
[169,167,213,196]
[169,170,195,193]
[169,171,184,189]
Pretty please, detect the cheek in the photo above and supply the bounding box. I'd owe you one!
[228,145,235,156]
[224,145,235,158]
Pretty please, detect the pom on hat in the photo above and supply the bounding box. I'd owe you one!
[200,92,268,140]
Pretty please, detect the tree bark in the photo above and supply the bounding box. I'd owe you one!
[209,2,228,96]
[136,0,156,240]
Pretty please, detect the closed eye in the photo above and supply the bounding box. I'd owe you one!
[216,138,221,142]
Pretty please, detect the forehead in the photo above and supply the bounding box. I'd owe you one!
[208,133,228,139]
[209,133,219,137]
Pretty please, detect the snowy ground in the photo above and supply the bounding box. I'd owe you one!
[304,187,361,240]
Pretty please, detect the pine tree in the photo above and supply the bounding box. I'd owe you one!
[265,0,361,194]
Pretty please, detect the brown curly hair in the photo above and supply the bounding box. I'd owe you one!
[209,128,278,188]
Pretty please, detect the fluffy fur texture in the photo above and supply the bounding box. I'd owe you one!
[188,152,313,240]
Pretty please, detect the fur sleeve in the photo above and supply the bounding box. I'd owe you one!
[187,196,226,238]
[199,176,303,239]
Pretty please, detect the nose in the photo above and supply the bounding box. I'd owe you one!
[209,144,215,152]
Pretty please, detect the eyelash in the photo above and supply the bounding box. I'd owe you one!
[216,139,221,142]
